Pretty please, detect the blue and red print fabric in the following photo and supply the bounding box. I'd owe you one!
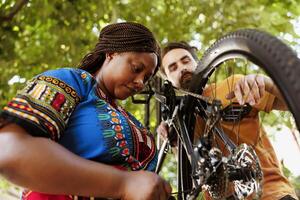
[1,68,157,200]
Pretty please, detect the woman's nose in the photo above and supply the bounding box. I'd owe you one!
[133,77,144,91]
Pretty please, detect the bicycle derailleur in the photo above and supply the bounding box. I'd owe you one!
[193,141,263,200]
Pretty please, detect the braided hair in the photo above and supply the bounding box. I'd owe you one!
[79,22,161,74]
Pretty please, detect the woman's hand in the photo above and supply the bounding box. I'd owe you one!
[121,170,172,200]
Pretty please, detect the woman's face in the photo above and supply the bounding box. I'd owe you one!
[96,52,157,100]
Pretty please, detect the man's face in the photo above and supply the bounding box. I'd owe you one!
[162,48,198,89]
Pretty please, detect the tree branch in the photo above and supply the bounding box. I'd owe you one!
[0,0,29,23]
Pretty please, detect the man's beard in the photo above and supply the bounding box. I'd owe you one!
[180,71,194,90]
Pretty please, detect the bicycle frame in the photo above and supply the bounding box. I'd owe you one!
[152,28,300,200]
[154,80,256,199]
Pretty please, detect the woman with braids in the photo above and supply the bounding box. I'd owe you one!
[0,22,171,200]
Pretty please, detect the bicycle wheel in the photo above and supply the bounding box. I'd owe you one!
[183,29,300,200]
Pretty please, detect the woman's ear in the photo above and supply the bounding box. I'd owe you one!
[105,52,117,61]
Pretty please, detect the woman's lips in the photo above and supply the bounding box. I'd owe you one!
[125,86,138,94]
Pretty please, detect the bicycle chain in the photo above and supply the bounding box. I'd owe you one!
[173,86,212,102]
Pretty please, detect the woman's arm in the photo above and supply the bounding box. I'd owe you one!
[0,123,171,200]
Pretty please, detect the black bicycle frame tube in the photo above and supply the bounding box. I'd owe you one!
[174,108,199,178]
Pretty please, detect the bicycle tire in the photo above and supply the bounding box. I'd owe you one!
[180,29,300,199]
[189,29,300,127]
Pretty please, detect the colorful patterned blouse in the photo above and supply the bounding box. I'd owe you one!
[1,68,158,200]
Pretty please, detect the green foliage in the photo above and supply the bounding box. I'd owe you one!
[0,178,20,199]
[1,0,299,105]
[0,178,10,189]
[292,176,300,198]
[282,165,300,198]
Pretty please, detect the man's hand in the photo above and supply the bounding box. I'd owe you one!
[226,74,267,106]
[156,121,178,147]
[156,121,169,141]
[226,74,287,110]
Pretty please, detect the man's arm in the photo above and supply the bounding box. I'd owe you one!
[262,75,287,111]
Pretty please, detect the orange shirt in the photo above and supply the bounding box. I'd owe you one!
[194,75,297,200]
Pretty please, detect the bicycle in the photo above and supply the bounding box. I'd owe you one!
[154,29,300,200]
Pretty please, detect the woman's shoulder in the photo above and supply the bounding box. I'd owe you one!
[33,67,96,99]
[40,68,94,81]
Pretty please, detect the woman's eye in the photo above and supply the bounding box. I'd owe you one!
[132,65,141,73]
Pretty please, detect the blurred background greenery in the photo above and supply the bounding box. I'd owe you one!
[1,0,300,199]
